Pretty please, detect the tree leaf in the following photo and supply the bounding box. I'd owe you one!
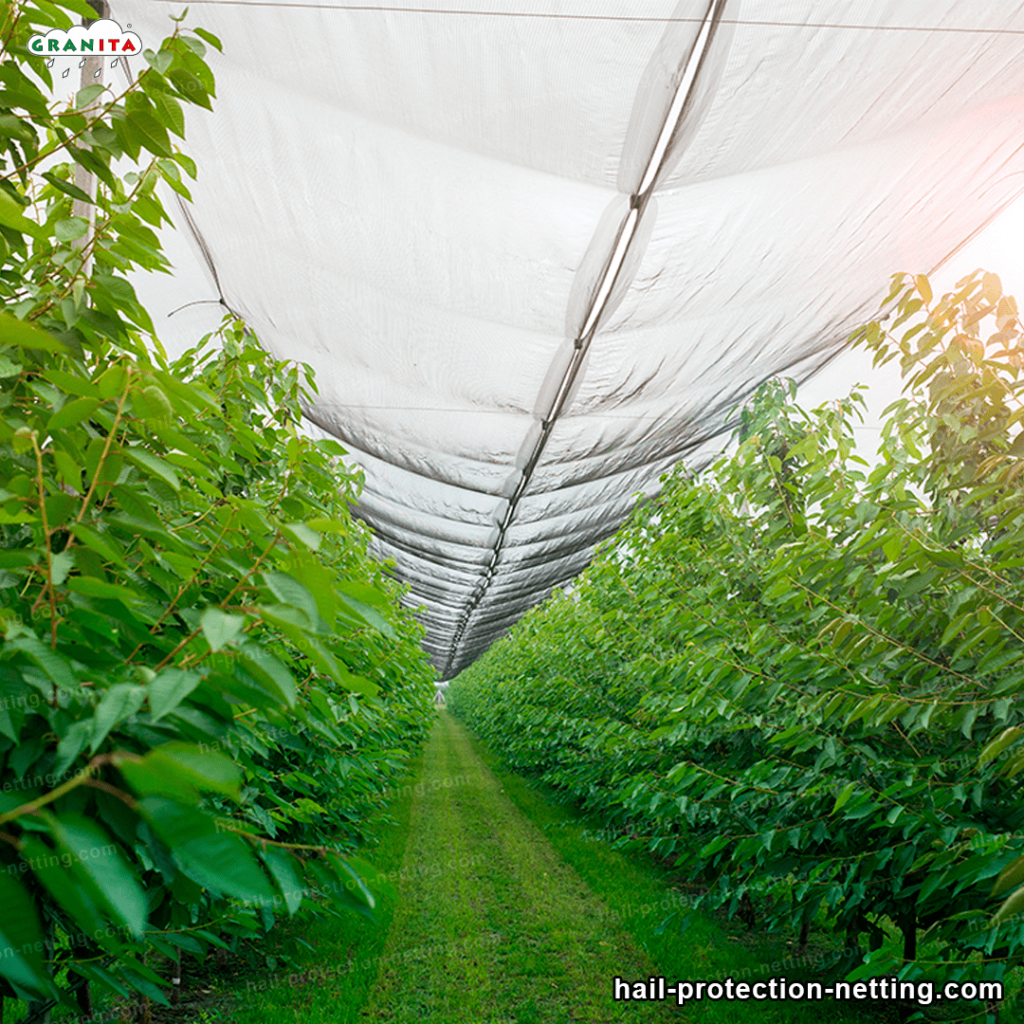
[0,190,45,239]
[281,522,321,551]
[200,608,245,652]
[237,644,296,708]
[55,217,89,242]
[259,846,305,915]
[46,814,147,936]
[0,312,69,353]
[117,742,242,802]
[90,684,147,753]
[138,797,275,903]
[123,446,180,491]
[0,873,49,996]
[47,396,101,431]
[262,572,318,624]
[67,576,143,603]
[41,171,93,204]
[979,727,1023,767]
[148,667,202,721]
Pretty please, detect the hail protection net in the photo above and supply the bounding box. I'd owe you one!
[118,0,1024,677]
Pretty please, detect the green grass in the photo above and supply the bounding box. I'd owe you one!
[362,711,679,1023]
[8,711,916,1022]
[214,742,427,1024]
[186,711,896,1022]
[459,715,892,1024]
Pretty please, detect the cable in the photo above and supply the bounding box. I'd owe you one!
[439,0,729,678]
[146,1,1024,36]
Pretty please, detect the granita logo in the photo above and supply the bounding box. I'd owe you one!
[28,18,141,58]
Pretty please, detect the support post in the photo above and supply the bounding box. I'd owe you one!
[71,0,110,279]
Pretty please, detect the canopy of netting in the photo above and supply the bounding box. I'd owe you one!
[119,0,1024,676]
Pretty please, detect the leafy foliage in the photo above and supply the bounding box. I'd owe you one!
[450,270,1024,1011]
[0,2,434,1015]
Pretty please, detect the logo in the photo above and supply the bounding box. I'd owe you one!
[28,18,141,59]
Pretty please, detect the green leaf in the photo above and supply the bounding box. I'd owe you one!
[46,0,98,18]
[0,190,45,240]
[90,683,147,753]
[0,352,23,378]
[0,313,70,353]
[74,83,105,109]
[96,365,128,399]
[41,171,93,204]
[47,397,101,432]
[49,549,74,586]
[306,858,374,923]
[123,447,180,491]
[259,602,317,633]
[281,522,321,551]
[326,852,375,909]
[334,580,389,606]
[55,217,89,242]
[0,873,49,995]
[20,835,107,946]
[191,27,223,52]
[124,95,173,158]
[200,608,245,652]
[138,797,275,903]
[66,523,127,568]
[143,48,173,74]
[148,667,202,721]
[979,727,1023,767]
[832,781,856,814]
[43,368,101,397]
[338,666,380,699]
[259,846,305,915]
[118,742,242,802]
[993,854,1024,897]
[4,635,77,692]
[168,69,212,110]
[237,644,296,708]
[46,814,147,936]
[992,883,1024,929]
[337,590,396,639]
[150,91,185,139]
[262,572,319,624]
[67,577,143,604]
[53,719,92,777]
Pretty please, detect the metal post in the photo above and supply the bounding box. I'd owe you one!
[71,0,110,279]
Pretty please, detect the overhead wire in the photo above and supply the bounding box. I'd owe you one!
[146,1,1024,36]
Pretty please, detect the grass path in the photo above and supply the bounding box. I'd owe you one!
[152,712,882,1023]
[362,712,678,1023]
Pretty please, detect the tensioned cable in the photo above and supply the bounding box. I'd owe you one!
[285,404,884,426]
[441,0,729,678]
[146,0,1024,35]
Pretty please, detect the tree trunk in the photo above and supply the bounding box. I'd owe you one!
[76,976,93,1019]
[899,905,917,962]
[170,948,182,1007]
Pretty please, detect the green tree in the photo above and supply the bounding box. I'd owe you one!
[0,3,435,1018]
[451,270,1024,1018]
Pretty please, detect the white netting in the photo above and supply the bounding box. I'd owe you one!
[119,0,1024,675]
